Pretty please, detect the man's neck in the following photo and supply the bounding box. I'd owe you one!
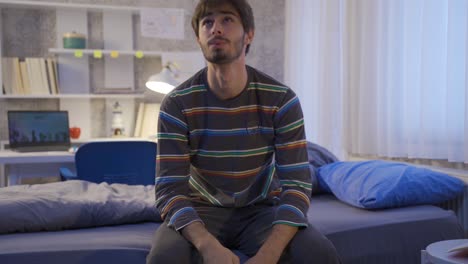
[206,60,248,100]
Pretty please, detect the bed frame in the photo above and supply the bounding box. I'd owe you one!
[0,194,463,264]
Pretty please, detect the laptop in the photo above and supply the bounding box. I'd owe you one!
[7,110,71,152]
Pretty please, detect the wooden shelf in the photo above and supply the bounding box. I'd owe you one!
[0,94,144,99]
[0,0,142,13]
[49,48,163,58]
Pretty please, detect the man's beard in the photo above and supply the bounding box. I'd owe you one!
[202,34,245,64]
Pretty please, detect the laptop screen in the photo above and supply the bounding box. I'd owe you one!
[7,111,71,152]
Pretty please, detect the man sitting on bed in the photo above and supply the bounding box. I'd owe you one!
[146,0,340,263]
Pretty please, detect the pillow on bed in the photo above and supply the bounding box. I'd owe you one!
[306,142,339,195]
[317,160,465,209]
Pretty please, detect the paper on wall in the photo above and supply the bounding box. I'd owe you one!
[140,8,185,40]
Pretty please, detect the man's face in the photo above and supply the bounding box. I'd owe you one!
[197,4,252,64]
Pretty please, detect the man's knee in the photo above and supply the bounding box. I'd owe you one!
[287,226,341,264]
[146,224,197,264]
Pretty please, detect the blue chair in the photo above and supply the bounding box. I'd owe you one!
[60,141,157,185]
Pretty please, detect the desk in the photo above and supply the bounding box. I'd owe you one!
[423,239,468,264]
[0,150,75,187]
[0,138,154,187]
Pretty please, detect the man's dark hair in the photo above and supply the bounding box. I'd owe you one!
[191,0,255,54]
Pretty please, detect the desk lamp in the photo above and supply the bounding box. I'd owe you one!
[145,62,178,94]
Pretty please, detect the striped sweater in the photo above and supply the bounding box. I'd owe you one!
[155,65,311,231]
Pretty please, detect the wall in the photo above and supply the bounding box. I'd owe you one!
[0,0,285,140]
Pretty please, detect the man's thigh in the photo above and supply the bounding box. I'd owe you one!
[194,202,240,245]
[232,204,341,264]
[287,224,341,264]
[232,204,276,257]
[146,223,199,264]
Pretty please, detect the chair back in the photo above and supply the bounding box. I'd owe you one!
[74,141,157,185]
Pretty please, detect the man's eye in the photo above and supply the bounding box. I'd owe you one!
[224,17,233,22]
[202,19,213,26]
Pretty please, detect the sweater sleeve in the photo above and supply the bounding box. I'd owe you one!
[273,89,311,228]
[155,94,202,231]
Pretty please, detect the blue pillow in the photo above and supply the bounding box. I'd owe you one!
[306,142,339,195]
[317,160,466,209]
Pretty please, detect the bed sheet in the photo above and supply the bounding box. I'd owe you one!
[309,194,464,264]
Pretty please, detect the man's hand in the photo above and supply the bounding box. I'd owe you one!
[245,224,298,264]
[244,251,276,264]
[182,221,239,264]
[199,238,240,264]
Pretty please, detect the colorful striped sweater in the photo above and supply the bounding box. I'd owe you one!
[155,65,311,231]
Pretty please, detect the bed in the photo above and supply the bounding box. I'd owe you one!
[0,178,464,264]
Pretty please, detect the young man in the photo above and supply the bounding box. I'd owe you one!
[146,0,341,263]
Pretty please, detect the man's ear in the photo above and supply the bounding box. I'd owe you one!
[245,30,254,45]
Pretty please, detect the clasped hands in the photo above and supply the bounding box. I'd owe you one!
[200,240,277,264]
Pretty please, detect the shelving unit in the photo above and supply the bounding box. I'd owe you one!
[1,1,205,138]
[0,0,206,186]
[0,0,158,139]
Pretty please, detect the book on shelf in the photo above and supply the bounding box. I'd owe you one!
[1,57,12,95]
[11,57,24,95]
[2,57,23,95]
[45,58,59,95]
[133,102,161,139]
[2,57,59,95]
[19,61,31,95]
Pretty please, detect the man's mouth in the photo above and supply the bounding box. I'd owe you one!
[208,38,228,46]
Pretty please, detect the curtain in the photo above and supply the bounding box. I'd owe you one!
[285,0,346,158]
[285,0,468,163]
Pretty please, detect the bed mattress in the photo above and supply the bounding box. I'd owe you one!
[0,223,159,264]
[308,195,464,264]
[0,195,463,264]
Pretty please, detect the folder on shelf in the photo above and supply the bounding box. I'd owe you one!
[2,57,13,95]
[46,58,59,95]
[133,103,161,139]
[19,61,31,95]
[1,57,25,95]
[11,57,24,95]
[38,58,50,95]
[25,58,46,95]
[133,102,145,137]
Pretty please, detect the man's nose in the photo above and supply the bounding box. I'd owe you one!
[211,20,223,35]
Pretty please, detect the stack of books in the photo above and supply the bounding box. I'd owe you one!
[1,57,59,95]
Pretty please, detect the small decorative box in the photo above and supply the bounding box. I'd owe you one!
[63,32,86,49]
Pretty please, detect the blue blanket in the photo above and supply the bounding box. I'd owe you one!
[0,180,161,234]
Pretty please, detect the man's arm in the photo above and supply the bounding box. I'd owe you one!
[182,222,240,264]
[249,89,312,262]
[246,224,298,264]
[157,95,239,264]
[156,95,201,230]
[271,91,312,226]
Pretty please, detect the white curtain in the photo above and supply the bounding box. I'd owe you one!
[285,0,346,158]
[285,0,468,163]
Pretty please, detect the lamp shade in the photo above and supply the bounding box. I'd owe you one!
[145,66,178,94]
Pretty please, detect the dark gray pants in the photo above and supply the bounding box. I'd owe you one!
[146,202,341,264]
